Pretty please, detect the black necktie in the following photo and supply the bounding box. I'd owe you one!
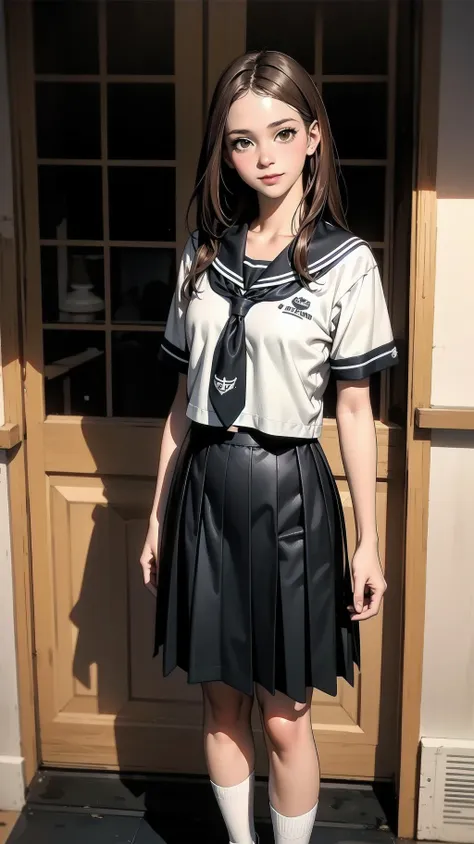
[209,281,299,428]
[207,222,364,429]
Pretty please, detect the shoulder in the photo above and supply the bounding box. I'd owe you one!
[306,221,376,296]
[327,236,378,302]
[339,241,377,280]
[176,230,200,279]
[182,229,199,258]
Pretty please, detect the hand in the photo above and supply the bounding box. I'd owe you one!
[140,517,160,591]
[347,541,387,621]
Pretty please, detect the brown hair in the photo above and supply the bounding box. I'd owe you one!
[184,50,348,293]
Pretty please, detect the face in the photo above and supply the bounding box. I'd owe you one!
[224,90,320,199]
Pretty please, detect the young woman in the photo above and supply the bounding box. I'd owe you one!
[140,50,397,844]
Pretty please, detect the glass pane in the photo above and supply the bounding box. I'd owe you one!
[323,1,389,75]
[107,1,174,75]
[34,1,99,74]
[340,166,385,242]
[247,1,316,74]
[36,83,101,159]
[44,330,106,416]
[323,83,387,159]
[108,167,175,241]
[111,248,175,324]
[38,166,103,240]
[108,84,175,160]
[41,246,105,324]
[112,331,177,417]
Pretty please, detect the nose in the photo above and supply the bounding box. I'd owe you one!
[257,143,275,169]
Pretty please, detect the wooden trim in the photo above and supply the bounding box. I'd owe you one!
[397,2,441,838]
[0,183,38,781]
[40,416,402,480]
[40,240,176,248]
[7,0,52,774]
[207,0,247,110]
[0,423,21,449]
[321,74,389,83]
[175,1,203,249]
[415,407,474,431]
[43,323,165,332]
[35,74,176,84]
[98,2,113,418]
[38,159,177,167]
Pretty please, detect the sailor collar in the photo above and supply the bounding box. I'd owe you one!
[210,219,364,291]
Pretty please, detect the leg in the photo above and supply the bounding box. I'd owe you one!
[256,685,319,843]
[202,681,257,843]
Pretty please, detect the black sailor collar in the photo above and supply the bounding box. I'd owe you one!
[210,219,365,291]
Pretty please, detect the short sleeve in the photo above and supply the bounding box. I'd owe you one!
[158,235,196,374]
[329,254,398,380]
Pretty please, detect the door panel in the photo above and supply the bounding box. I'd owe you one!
[8,0,407,779]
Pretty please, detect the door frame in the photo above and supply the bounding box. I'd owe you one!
[396,1,441,838]
[2,0,440,833]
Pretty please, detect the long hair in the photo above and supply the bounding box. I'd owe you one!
[184,50,347,293]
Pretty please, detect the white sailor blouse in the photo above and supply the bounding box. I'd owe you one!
[158,221,398,439]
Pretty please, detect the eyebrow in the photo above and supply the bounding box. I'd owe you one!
[226,117,299,136]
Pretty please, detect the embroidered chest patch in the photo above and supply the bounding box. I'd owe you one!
[278,296,313,321]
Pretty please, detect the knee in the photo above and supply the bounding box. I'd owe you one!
[261,705,311,754]
[203,684,252,735]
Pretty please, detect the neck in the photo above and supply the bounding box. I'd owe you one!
[252,176,304,238]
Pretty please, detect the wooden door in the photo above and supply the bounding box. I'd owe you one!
[7,0,410,779]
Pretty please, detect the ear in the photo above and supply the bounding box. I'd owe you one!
[306,120,320,157]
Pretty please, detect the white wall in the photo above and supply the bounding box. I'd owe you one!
[430,0,474,408]
[421,431,474,738]
[420,0,474,739]
[0,0,25,811]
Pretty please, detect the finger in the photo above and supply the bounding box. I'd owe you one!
[368,589,384,614]
[140,558,152,583]
[352,580,366,614]
[349,589,383,620]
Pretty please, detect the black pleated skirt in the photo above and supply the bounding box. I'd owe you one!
[153,422,360,704]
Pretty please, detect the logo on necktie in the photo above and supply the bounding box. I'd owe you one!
[214,374,237,395]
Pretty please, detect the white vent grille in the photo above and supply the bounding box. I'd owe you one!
[444,755,474,827]
[419,738,474,842]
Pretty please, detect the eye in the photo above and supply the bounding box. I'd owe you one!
[231,137,253,152]
[276,127,298,142]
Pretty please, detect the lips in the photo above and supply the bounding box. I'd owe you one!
[259,174,283,183]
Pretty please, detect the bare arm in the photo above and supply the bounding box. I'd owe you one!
[335,379,387,620]
[140,373,191,586]
[150,373,190,523]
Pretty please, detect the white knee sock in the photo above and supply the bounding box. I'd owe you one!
[270,802,318,843]
[210,771,257,844]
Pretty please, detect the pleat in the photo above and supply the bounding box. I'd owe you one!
[154,427,191,650]
[219,443,253,694]
[181,442,210,665]
[250,446,278,695]
[296,444,338,697]
[188,441,231,685]
[274,447,307,704]
[157,432,194,671]
[311,441,361,677]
